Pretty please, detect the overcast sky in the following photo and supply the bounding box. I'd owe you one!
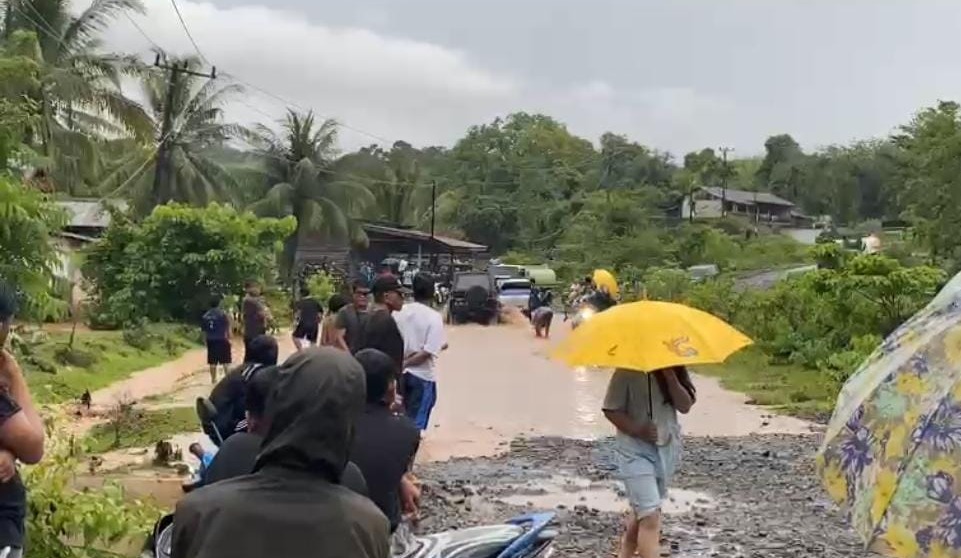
[99,0,961,156]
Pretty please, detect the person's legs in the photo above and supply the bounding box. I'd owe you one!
[618,448,662,558]
[634,511,661,558]
[208,364,217,384]
[402,374,423,420]
[618,514,639,558]
[292,335,304,351]
[413,380,437,431]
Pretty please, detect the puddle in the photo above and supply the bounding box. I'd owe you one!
[497,474,714,515]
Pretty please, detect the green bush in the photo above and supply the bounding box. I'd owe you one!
[84,203,295,327]
[307,271,340,305]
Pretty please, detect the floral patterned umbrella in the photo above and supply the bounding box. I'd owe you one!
[818,277,961,558]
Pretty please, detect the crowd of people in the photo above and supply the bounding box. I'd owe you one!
[185,271,448,557]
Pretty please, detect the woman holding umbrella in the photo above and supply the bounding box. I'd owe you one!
[552,300,752,558]
[603,367,696,558]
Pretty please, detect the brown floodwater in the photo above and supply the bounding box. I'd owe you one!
[88,315,813,479]
[419,318,813,461]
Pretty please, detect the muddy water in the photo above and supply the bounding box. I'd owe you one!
[421,318,812,461]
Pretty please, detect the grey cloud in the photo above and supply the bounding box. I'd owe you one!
[103,0,961,155]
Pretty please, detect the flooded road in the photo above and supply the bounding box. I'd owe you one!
[422,319,812,460]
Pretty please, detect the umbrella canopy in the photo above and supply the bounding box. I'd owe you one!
[551,300,753,372]
[592,269,620,298]
[818,276,961,558]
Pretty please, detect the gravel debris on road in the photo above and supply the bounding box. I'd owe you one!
[416,434,863,558]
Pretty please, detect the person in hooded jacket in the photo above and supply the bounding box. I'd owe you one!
[171,347,390,558]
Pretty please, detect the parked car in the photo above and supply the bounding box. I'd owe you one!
[687,264,719,282]
[497,278,533,312]
[448,272,499,325]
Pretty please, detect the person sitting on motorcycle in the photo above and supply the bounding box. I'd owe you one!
[172,348,390,558]
[350,349,421,545]
[204,335,278,445]
[201,362,367,494]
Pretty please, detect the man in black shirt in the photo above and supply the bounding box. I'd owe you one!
[201,295,232,383]
[356,275,406,374]
[241,281,272,362]
[292,286,324,351]
[333,281,371,353]
[0,281,45,558]
[203,363,367,494]
[206,335,278,445]
[351,349,420,535]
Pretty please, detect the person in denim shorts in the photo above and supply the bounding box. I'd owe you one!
[602,367,696,558]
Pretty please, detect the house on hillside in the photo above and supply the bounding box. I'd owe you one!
[296,222,488,284]
[52,199,127,302]
[680,187,799,224]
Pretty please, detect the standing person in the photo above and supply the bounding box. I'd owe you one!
[603,367,696,558]
[292,286,323,351]
[395,274,446,431]
[201,295,231,384]
[333,281,371,353]
[241,281,271,363]
[356,275,406,374]
[351,349,421,550]
[172,348,390,558]
[320,294,348,347]
[0,281,46,558]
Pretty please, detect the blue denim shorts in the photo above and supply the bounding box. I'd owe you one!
[614,436,681,517]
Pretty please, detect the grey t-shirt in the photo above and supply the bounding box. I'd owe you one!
[603,369,680,446]
[334,304,367,353]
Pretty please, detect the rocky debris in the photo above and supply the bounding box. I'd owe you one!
[415,434,863,557]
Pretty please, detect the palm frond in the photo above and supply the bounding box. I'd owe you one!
[60,0,144,58]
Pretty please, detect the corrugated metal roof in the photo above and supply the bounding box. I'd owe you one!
[56,199,127,229]
[700,187,795,208]
[362,222,487,251]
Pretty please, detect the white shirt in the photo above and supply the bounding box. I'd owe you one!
[395,302,446,382]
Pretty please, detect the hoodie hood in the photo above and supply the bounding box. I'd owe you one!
[254,347,366,482]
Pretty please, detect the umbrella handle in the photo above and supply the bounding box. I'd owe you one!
[648,374,654,420]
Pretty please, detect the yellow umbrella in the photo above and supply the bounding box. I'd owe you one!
[552,300,753,371]
[592,269,619,298]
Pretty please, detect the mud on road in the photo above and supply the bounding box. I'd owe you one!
[417,435,862,558]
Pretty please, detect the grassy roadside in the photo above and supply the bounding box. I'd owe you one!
[16,324,201,404]
[695,347,839,422]
[85,406,198,453]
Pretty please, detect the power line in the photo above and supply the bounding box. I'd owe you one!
[123,12,163,53]
[168,0,209,64]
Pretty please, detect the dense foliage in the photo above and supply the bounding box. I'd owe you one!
[84,203,295,326]
[0,176,66,317]
[25,414,158,557]
[644,253,945,386]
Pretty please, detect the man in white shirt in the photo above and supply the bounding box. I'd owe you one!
[395,273,447,431]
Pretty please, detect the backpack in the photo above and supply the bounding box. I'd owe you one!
[202,310,221,334]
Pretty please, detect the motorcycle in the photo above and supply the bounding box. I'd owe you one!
[142,512,557,558]
[434,282,451,307]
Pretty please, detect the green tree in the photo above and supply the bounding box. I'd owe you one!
[1,0,152,195]
[247,110,369,276]
[893,101,961,267]
[84,203,296,325]
[338,141,430,226]
[0,175,66,315]
[102,55,242,212]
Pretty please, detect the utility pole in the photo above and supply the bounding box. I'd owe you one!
[152,54,216,206]
[430,179,437,240]
[718,147,733,217]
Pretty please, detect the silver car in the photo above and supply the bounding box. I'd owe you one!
[497,278,532,311]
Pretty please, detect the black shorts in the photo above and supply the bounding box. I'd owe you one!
[206,339,232,365]
[293,323,320,343]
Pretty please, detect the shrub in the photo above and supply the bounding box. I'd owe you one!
[84,204,295,326]
[25,414,159,557]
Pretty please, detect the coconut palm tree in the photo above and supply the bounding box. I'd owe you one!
[1,0,152,194]
[246,110,371,275]
[100,55,243,212]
